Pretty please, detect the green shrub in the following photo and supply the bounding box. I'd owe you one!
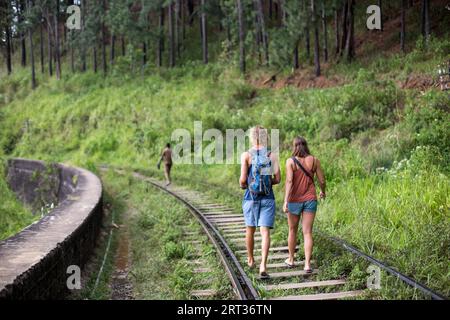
[163,241,189,260]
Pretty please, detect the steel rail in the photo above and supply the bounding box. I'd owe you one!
[102,165,447,300]
[317,232,447,300]
[118,169,259,300]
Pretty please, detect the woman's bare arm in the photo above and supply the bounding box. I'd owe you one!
[284,158,294,204]
[315,159,326,198]
[270,153,281,185]
[239,152,249,189]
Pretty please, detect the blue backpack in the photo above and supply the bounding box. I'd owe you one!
[248,148,272,196]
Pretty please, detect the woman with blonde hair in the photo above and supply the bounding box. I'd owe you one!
[283,137,326,273]
[239,126,281,279]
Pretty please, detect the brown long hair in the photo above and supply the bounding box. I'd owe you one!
[292,137,311,158]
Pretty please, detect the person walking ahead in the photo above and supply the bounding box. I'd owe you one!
[159,143,173,186]
[283,137,326,273]
[240,126,281,279]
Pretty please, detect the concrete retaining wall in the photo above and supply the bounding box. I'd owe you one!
[0,159,103,300]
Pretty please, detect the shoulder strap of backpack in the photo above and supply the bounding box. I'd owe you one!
[292,157,314,181]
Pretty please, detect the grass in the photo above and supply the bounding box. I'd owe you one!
[107,170,233,299]
[0,157,37,241]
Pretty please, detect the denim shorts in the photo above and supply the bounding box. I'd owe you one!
[287,201,318,215]
[242,199,276,229]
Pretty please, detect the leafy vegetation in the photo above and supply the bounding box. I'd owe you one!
[0,157,36,241]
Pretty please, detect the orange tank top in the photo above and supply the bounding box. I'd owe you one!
[288,157,317,203]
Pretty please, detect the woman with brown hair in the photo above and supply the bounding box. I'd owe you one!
[283,137,326,273]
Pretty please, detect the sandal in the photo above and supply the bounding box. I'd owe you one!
[304,268,314,274]
[259,271,270,280]
[284,258,295,269]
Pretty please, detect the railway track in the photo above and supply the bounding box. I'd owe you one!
[119,170,365,300]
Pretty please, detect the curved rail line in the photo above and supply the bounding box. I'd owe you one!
[113,169,365,300]
[140,169,447,300]
[108,167,447,300]
[112,169,258,300]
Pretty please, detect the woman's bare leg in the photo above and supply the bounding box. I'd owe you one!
[287,213,300,265]
[246,226,256,267]
[302,212,315,270]
[259,227,271,273]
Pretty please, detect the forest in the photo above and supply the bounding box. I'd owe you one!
[0,0,449,300]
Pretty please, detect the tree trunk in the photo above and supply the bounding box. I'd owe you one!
[269,0,273,20]
[334,7,340,55]
[293,42,299,70]
[254,1,262,65]
[6,24,12,75]
[256,0,269,65]
[311,0,320,76]
[181,0,186,41]
[19,0,27,67]
[102,0,107,75]
[340,1,348,55]
[122,37,126,56]
[54,0,61,80]
[27,0,36,89]
[47,13,53,76]
[201,0,208,64]
[237,0,246,73]
[344,0,355,62]
[111,34,116,65]
[421,0,430,45]
[71,35,75,73]
[40,18,45,73]
[157,7,164,67]
[187,0,194,25]
[322,1,328,62]
[142,42,147,66]
[168,2,175,67]
[400,0,406,52]
[304,0,311,59]
[175,0,180,58]
[93,46,98,73]
[378,0,383,31]
[81,0,86,71]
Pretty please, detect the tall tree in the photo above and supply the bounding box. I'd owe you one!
[101,0,107,75]
[421,0,430,45]
[200,0,208,64]
[40,15,45,73]
[45,6,53,76]
[110,33,116,65]
[236,0,246,73]
[321,1,328,62]
[311,0,320,76]
[26,0,36,88]
[339,0,348,55]
[378,0,383,31]
[54,0,61,80]
[344,0,355,62]
[304,0,310,59]
[157,6,164,67]
[255,0,268,65]
[168,1,175,67]
[175,0,180,58]
[18,0,27,67]
[2,1,13,75]
[400,0,406,52]
[334,4,340,55]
